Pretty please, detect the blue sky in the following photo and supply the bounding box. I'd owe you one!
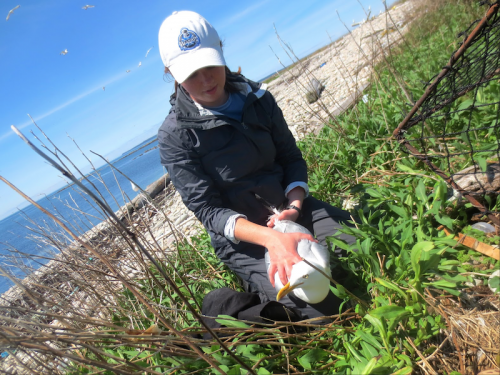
[0,0,395,220]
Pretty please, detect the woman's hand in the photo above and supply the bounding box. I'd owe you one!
[233,215,316,287]
[266,207,299,228]
[265,231,317,287]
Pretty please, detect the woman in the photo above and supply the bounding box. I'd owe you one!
[157,10,356,319]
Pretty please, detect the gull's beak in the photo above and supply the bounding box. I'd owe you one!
[276,282,301,301]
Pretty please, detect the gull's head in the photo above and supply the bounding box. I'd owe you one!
[276,260,330,304]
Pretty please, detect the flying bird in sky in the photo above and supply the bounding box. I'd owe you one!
[102,87,105,91]
[60,49,68,55]
[126,70,131,73]
[145,47,153,58]
[82,5,95,10]
[6,5,20,21]
[138,62,142,67]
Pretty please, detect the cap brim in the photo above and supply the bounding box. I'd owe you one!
[169,47,226,83]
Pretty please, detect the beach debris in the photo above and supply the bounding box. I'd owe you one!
[471,222,496,234]
[305,78,325,104]
[352,6,371,27]
[60,49,68,55]
[138,61,142,67]
[320,62,326,68]
[145,47,153,57]
[362,94,369,103]
[82,5,95,10]
[6,5,20,21]
[131,182,140,192]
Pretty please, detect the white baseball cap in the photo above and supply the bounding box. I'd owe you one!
[158,11,226,83]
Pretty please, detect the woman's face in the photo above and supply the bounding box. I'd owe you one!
[180,66,228,107]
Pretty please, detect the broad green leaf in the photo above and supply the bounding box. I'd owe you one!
[361,356,379,375]
[297,348,329,370]
[415,180,427,203]
[366,188,385,198]
[425,279,457,289]
[391,367,413,375]
[476,157,487,172]
[257,368,272,375]
[434,214,454,229]
[215,315,250,328]
[489,276,500,293]
[396,163,416,173]
[375,278,408,301]
[355,329,383,350]
[389,204,409,219]
[364,314,387,341]
[369,305,409,322]
[457,98,474,111]
[344,341,365,363]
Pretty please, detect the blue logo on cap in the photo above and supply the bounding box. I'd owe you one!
[178,28,200,51]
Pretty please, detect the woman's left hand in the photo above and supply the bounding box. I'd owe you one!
[267,208,299,228]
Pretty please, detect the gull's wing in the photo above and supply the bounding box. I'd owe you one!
[6,5,20,21]
[273,220,311,235]
[307,241,330,270]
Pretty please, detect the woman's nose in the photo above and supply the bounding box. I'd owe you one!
[198,68,212,83]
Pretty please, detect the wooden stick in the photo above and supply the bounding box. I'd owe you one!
[439,226,500,261]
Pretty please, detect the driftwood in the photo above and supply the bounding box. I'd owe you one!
[125,174,171,213]
[452,163,500,195]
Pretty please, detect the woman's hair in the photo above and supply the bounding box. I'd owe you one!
[164,65,242,97]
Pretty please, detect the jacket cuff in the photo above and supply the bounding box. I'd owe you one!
[223,214,247,244]
[284,182,309,198]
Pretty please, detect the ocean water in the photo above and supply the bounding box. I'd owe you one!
[0,136,166,295]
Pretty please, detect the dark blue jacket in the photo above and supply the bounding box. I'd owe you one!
[158,74,307,248]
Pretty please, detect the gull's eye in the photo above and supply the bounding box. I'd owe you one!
[302,274,309,279]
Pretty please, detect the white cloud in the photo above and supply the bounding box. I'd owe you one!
[218,0,271,29]
[0,60,155,143]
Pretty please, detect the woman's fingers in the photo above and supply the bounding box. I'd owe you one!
[278,266,288,287]
[268,264,277,287]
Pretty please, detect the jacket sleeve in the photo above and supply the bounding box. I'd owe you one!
[265,91,308,188]
[158,118,239,236]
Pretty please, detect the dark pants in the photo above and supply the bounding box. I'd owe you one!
[215,196,356,320]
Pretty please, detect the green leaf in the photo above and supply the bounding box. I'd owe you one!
[424,279,458,289]
[297,348,329,370]
[355,328,384,350]
[434,214,454,229]
[415,180,428,203]
[488,276,499,293]
[387,203,409,219]
[257,368,272,375]
[360,356,379,375]
[374,278,408,301]
[330,283,348,299]
[369,305,409,323]
[476,157,488,172]
[396,163,416,173]
[391,367,413,375]
[215,315,250,328]
[366,188,385,198]
[457,98,474,111]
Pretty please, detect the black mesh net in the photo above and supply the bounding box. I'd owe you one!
[393,1,500,223]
